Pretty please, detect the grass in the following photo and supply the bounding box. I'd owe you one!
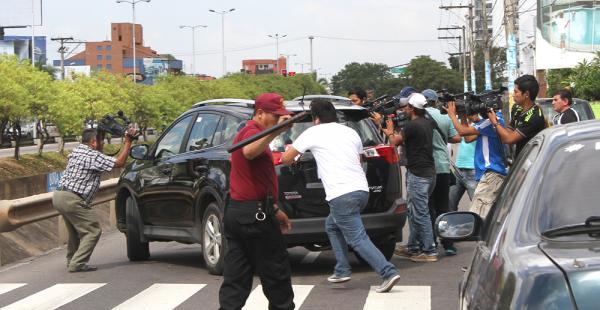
[591,102,600,119]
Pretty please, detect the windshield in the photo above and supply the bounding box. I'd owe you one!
[270,111,380,152]
[537,138,600,234]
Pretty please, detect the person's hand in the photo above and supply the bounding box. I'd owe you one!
[275,115,293,135]
[369,112,382,126]
[444,101,457,118]
[274,204,292,234]
[487,109,498,126]
[382,118,394,136]
[124,127,140,143]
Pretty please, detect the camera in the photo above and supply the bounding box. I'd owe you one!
[388,110,408,130]
[97,111,138,140]
[438,87,507,116]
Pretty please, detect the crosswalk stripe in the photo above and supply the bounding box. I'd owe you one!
[300,251,321,264]
[363,286,431,310]
[1,283,106,310]
[112,284,206,310]
[0,284,26,295]
[242,285,314,310]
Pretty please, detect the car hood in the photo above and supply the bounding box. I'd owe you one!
[539,240,600,310]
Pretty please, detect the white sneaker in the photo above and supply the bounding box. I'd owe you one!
[327,274,351,283]
[376,274,401,293]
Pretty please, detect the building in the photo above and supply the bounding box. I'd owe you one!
[53,23,182,83]
[242,57,287,75]
[474,0,493,44]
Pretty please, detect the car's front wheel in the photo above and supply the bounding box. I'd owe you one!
[125,196,150,261]
[202,202,227,275]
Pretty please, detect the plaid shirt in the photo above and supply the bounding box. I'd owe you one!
[58,144,116,202]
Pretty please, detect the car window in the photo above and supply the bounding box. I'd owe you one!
[186,113,221,152]
[154,115,193,159]
[536,138,600,235]
[538,100,593,123]
[213,116,244,146]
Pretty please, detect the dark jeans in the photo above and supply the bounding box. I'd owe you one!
[219,201,294,310]
[428,173,452,249]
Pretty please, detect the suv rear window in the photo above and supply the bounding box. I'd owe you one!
[270,111,380,152]
[537,99,593,122]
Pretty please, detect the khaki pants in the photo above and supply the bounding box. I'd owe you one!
[469,171,505,219]
[53,190,102,271]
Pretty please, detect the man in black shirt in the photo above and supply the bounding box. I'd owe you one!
[552,89,580,125]
[384,93,438,262]
[487,74,547,158]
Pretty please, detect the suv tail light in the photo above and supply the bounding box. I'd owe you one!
[364,145,399,164]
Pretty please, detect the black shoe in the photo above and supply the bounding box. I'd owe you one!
[69,264,98,273]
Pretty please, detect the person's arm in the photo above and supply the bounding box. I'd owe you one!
[274,203,292,233]
[445,102,480,136]
[114,128,138,168]
[242,115,292,160]
[281,146,301,165]
[464,135,478,143]
[486,110,523,144]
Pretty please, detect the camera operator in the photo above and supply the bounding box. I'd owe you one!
[383,93,438,262]
[52,127,138,272]
[552,89,580,125]
[349,87,384,128]
[448,112,479,214]
[422,89,461,256]
[445,102,507,219]
[487,75,547,158]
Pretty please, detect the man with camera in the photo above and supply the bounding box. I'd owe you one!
[383,93,438,262]
[487,75,547,158]
[53,127,138,272]
[552,89,580,125]
[445,101,507,219]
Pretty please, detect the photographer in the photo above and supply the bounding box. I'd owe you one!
[349,87,384,128]
[422,89,461,256]
[445,102,507,219]
[487,75,547,158]
[383,93,438,262]
[52,127,137,272]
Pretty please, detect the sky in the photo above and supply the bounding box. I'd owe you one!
[2,0,511,79]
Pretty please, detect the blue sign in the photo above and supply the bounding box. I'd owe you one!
[47,171,63,192]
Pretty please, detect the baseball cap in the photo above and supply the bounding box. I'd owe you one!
[255,93,291,116]
[408,93,427,110]
[395,86,417,105]
[422,89,438,103]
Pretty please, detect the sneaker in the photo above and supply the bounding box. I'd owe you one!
[410,253,438,262]
[445,245,457,256]
[69,264,98,273]
[394,245,418,258]
[375,274,401,293]
[327,274,351,283]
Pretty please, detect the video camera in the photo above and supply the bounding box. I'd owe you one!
[97,110,138,140]
[438,87,507,117]
[362,94,407,128]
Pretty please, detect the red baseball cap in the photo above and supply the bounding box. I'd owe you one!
[255,93,291,116]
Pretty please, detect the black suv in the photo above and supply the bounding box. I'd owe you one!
[115,97,407,275]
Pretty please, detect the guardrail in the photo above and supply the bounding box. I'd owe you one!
[0,178,119,233]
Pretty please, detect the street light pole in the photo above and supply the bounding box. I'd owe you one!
[180,24,207,75]
[209,8,235,77]
[268,33,286,74]
[116,0,151,82]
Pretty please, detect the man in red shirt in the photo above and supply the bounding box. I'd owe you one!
[219,93,294,310]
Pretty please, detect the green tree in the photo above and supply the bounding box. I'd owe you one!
[546,68,574,97]
[570,52,600,101]
[331,63,392,96]
[399,55,462,93]
[48,81,87,154]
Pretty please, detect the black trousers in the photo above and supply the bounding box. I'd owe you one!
[428,173,453,249]
[218,201,294,310]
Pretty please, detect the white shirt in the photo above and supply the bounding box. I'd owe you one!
[292,122,369,201]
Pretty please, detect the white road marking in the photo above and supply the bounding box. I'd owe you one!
[2,283,106,310]
[0,283,26,295]
[596,142,600,150]
[300,251,321,264]
[112,284,205,310]
[363,286,431,310]
[242,285,314,310]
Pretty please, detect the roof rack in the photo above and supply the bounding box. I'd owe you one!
[192,98,254,107]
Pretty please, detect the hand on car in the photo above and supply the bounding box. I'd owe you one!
[369,112,382,126]
[274,204,292,234]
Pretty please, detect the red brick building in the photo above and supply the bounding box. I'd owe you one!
[242,57,287,75]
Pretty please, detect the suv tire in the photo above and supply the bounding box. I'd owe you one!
[202,202,227,275]
[125,196,150,261]
[354,236,396,264]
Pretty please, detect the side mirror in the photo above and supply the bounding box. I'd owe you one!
[435,211,483,241]
[130,144,149,160]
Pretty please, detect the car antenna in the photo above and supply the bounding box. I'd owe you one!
[298,86,308,112]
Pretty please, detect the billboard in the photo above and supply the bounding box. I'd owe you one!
[536,0,599,69]
[141,58,169,85]
[1,36,47,63]
[0,0,43,27]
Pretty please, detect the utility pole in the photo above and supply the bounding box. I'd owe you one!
[439,3,475,92]
[482,0,492,90]
[51,37,74,80]
[209,8,236,77]
[463,25,468,93]
[308,36,314,73]
[504,0,519,109]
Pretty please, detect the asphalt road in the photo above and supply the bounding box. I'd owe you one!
[0,225,475,310]
[0,142,80,158]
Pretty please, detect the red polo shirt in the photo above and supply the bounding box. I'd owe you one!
[230,120,279,203]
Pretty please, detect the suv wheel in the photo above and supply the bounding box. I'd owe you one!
[202,202,227,275]
[354,236,396,264]
[125,197,150,261]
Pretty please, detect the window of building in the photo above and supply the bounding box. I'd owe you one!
[97,64,103,70]
[97,55,102,61]
[118,35,122,41]
[106,55,112,61]
[97,46,103,51]
[106,45,112,51]
[106,64,112,70]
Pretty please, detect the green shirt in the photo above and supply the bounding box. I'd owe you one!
[426,108,458,174]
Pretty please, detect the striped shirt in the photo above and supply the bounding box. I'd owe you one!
[58,144,115,202]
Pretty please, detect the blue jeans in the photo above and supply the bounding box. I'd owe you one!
[448,168,477,212]
[326,191,399,280]
[406,171,437,254]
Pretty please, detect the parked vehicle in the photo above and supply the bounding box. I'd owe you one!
[536,98,596,124]
[436,120,600,310]
[115,98,407,274]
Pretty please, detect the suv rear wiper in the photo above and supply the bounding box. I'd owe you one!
[542,216,600,238]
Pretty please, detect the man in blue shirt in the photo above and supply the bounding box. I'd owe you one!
[445,103,507,219]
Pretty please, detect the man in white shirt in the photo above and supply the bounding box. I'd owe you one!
[281,100,401,293]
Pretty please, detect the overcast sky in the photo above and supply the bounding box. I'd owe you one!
[3,0,502,78]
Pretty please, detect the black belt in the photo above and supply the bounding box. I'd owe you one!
[56,186,86,201]
[229,197,275,221]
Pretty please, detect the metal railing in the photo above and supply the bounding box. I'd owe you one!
[0,178,118,233]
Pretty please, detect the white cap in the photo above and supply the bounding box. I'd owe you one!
[408,93,427,110]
